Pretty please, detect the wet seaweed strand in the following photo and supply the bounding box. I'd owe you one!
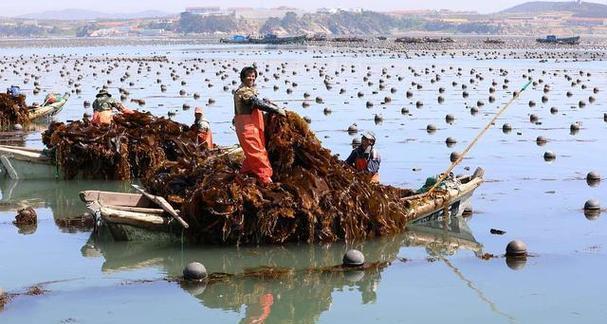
[42,111,202,180]
[0,93,30,127]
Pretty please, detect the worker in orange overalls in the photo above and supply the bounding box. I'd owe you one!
[345,131,381,183]
[192,106,214,149]
[91,89,134,125]
[233,66,286,184]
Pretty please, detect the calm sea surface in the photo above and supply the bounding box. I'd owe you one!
[0,43,606,323]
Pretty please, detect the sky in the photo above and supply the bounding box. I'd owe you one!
[0,0,594,17]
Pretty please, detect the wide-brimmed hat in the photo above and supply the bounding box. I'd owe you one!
[96,89,111,98]
[361,131,376,142]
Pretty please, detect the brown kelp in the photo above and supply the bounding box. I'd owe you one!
[42,111,202,180]
[145,112,418,245]
[0,93,29,126]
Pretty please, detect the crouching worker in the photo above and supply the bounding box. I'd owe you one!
[91,89,134,126]
[346,131,381,183]
[233,66,286,184]
[192,107,214,149]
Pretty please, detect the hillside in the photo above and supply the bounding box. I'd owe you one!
[17,9,172,20]
[258,11,499,35]
[501,1,607,18]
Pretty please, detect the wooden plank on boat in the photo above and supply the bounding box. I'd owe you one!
[131,184,189,229]
[80,190,153,208]
[100,206,167,226]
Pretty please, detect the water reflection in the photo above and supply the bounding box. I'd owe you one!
[86,213,488,323]
[0,178,133,231]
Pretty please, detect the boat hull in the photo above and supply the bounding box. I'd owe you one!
[27,93,70,121]
[82,170,484,243]
[0,146,60,179]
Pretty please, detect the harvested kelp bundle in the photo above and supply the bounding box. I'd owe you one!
[0,93,29,126]
[146,112,416,245]
[43,111,200,180]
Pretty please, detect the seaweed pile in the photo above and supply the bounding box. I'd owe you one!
[144,112,418,245]
[42,111,203,180]
[0,93,29,126]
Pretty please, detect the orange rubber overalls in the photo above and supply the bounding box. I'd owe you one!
[354,157,381,183]
[234,85,273,184]
[197,130,214,149]
[91,96,134,126]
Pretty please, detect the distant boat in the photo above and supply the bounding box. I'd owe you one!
[331,37,366,43]
[220,34,306,45]
[395,37,454,44]
[483,38,505,44]
[219,34,250,44]
[536,35,580,45]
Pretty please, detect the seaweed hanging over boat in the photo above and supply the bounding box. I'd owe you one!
[144,112,418,245]
[0,93,30,127]
[42,111,202,180]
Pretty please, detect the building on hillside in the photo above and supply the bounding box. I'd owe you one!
[185,7,232,17]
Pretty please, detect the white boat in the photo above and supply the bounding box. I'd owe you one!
[0,145,60,179]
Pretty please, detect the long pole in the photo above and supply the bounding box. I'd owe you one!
[425,80,532,194]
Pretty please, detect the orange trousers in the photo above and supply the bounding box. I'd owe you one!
[91,109,134,126]
[197,130,214,149]
[234,109,273,184]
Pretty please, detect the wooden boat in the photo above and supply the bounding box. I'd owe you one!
[536,35,580,45]
[27,92,70,121]
[81,168,484,242]
[220,34,306,45]
[0,145,60,180]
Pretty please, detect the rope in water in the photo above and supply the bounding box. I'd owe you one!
[426,80,533,194]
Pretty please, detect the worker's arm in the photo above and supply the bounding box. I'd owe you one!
[252,97,286,116]
[366,150,381,173]
[113,102,133,114]
[345,149,358,166]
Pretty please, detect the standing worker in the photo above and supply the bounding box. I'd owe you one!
[192,107,214,149]
[91,89,134,125]
[345,131,381,183]
[233,66,286,184]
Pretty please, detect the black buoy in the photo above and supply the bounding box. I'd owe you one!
[343,249,365,267]
[586,171,601,183]
[502,123,512,133]
[550,107,558,114]
[536,136,547,146]
[347,123,358,134]
[426,124,437,133]
[505,240,527,257]
[584,199,600,211]
[570,123,580,133]
[543,151,556,161]
[183,262,207,281]
[450,151,461,163]
[351,137,361,148]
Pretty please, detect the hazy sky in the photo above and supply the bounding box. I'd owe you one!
[1,0,591,17]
